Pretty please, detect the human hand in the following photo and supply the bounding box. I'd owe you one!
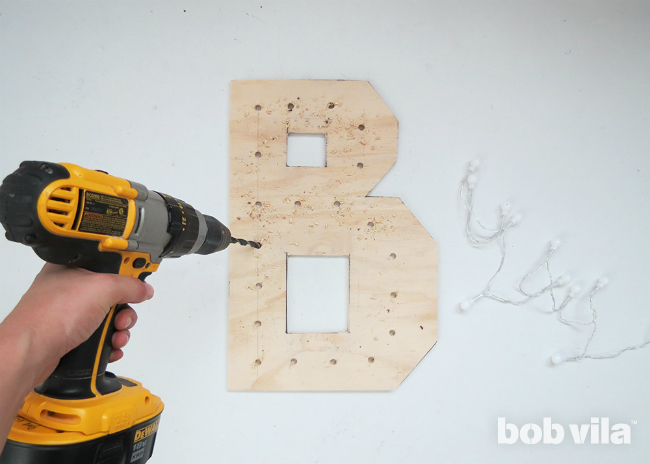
[1,263,154,387]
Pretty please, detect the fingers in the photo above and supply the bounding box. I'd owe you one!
[110,308,137,363]
[114,306,138,331]
[109,349,124,363]
[100,274,154,306]
[112,329,130,349]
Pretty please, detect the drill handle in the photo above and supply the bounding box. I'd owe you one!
[34,258,155,400]
[35,257,155,399]
[35,304,124,399]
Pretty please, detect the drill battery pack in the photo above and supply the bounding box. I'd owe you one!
[0,373,163,464]
[0,412,161,464]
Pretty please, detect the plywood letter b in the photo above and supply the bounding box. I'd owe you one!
[229,80,437,390]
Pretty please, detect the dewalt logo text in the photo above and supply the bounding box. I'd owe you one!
[134,420,159,443]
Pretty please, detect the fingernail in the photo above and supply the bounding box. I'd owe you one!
[125,317,132,329]
[144,282,154,299]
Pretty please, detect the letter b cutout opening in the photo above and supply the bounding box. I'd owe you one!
[229,80,438,390]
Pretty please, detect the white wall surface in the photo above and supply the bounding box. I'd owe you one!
[1,1,649,463]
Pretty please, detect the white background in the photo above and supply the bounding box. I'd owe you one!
[1,1,649,463]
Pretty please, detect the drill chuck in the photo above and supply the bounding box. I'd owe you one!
[195,216,264,252]
[196,215,231,254]
[157,195,259,257]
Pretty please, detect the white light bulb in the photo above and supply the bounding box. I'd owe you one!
[460,299,474,311]
[557,274,571,286]
[551,353,567,365]
[501,202,511,215]
[469,159,481,172]
[597,276,609,288]
[550,239,562,251]
[569,285,581,297]
[467,173,478,190]
[509,213,522,226]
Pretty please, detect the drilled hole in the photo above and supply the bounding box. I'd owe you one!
[367,222,374,228]
[255,201,262,208]
[294,201,301,207]
[290,358,297,365]
[254,320,261,327]
[330,359,337,365]
[333,200,341,207]
[357,163,364,169]
[358,124,365,131]
[389,330,396,336]
[255,359,262,365]
[389,253,396,260]
[368,357,375,363]
[288,103,294,110]
[390,292,397,298]
[256,282,263,289]
[328,102,335,109]
[255,105,262,111]
[255,151,262,158]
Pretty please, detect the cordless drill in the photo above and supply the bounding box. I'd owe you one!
[0,161,260,464]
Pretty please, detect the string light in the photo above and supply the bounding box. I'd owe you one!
[459,160,562,310]
[459,160,650,364]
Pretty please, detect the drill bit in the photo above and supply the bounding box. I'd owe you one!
[230,237,262,249]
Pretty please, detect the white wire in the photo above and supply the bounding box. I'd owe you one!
[460,160,650,364]
[559,284,650,362]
